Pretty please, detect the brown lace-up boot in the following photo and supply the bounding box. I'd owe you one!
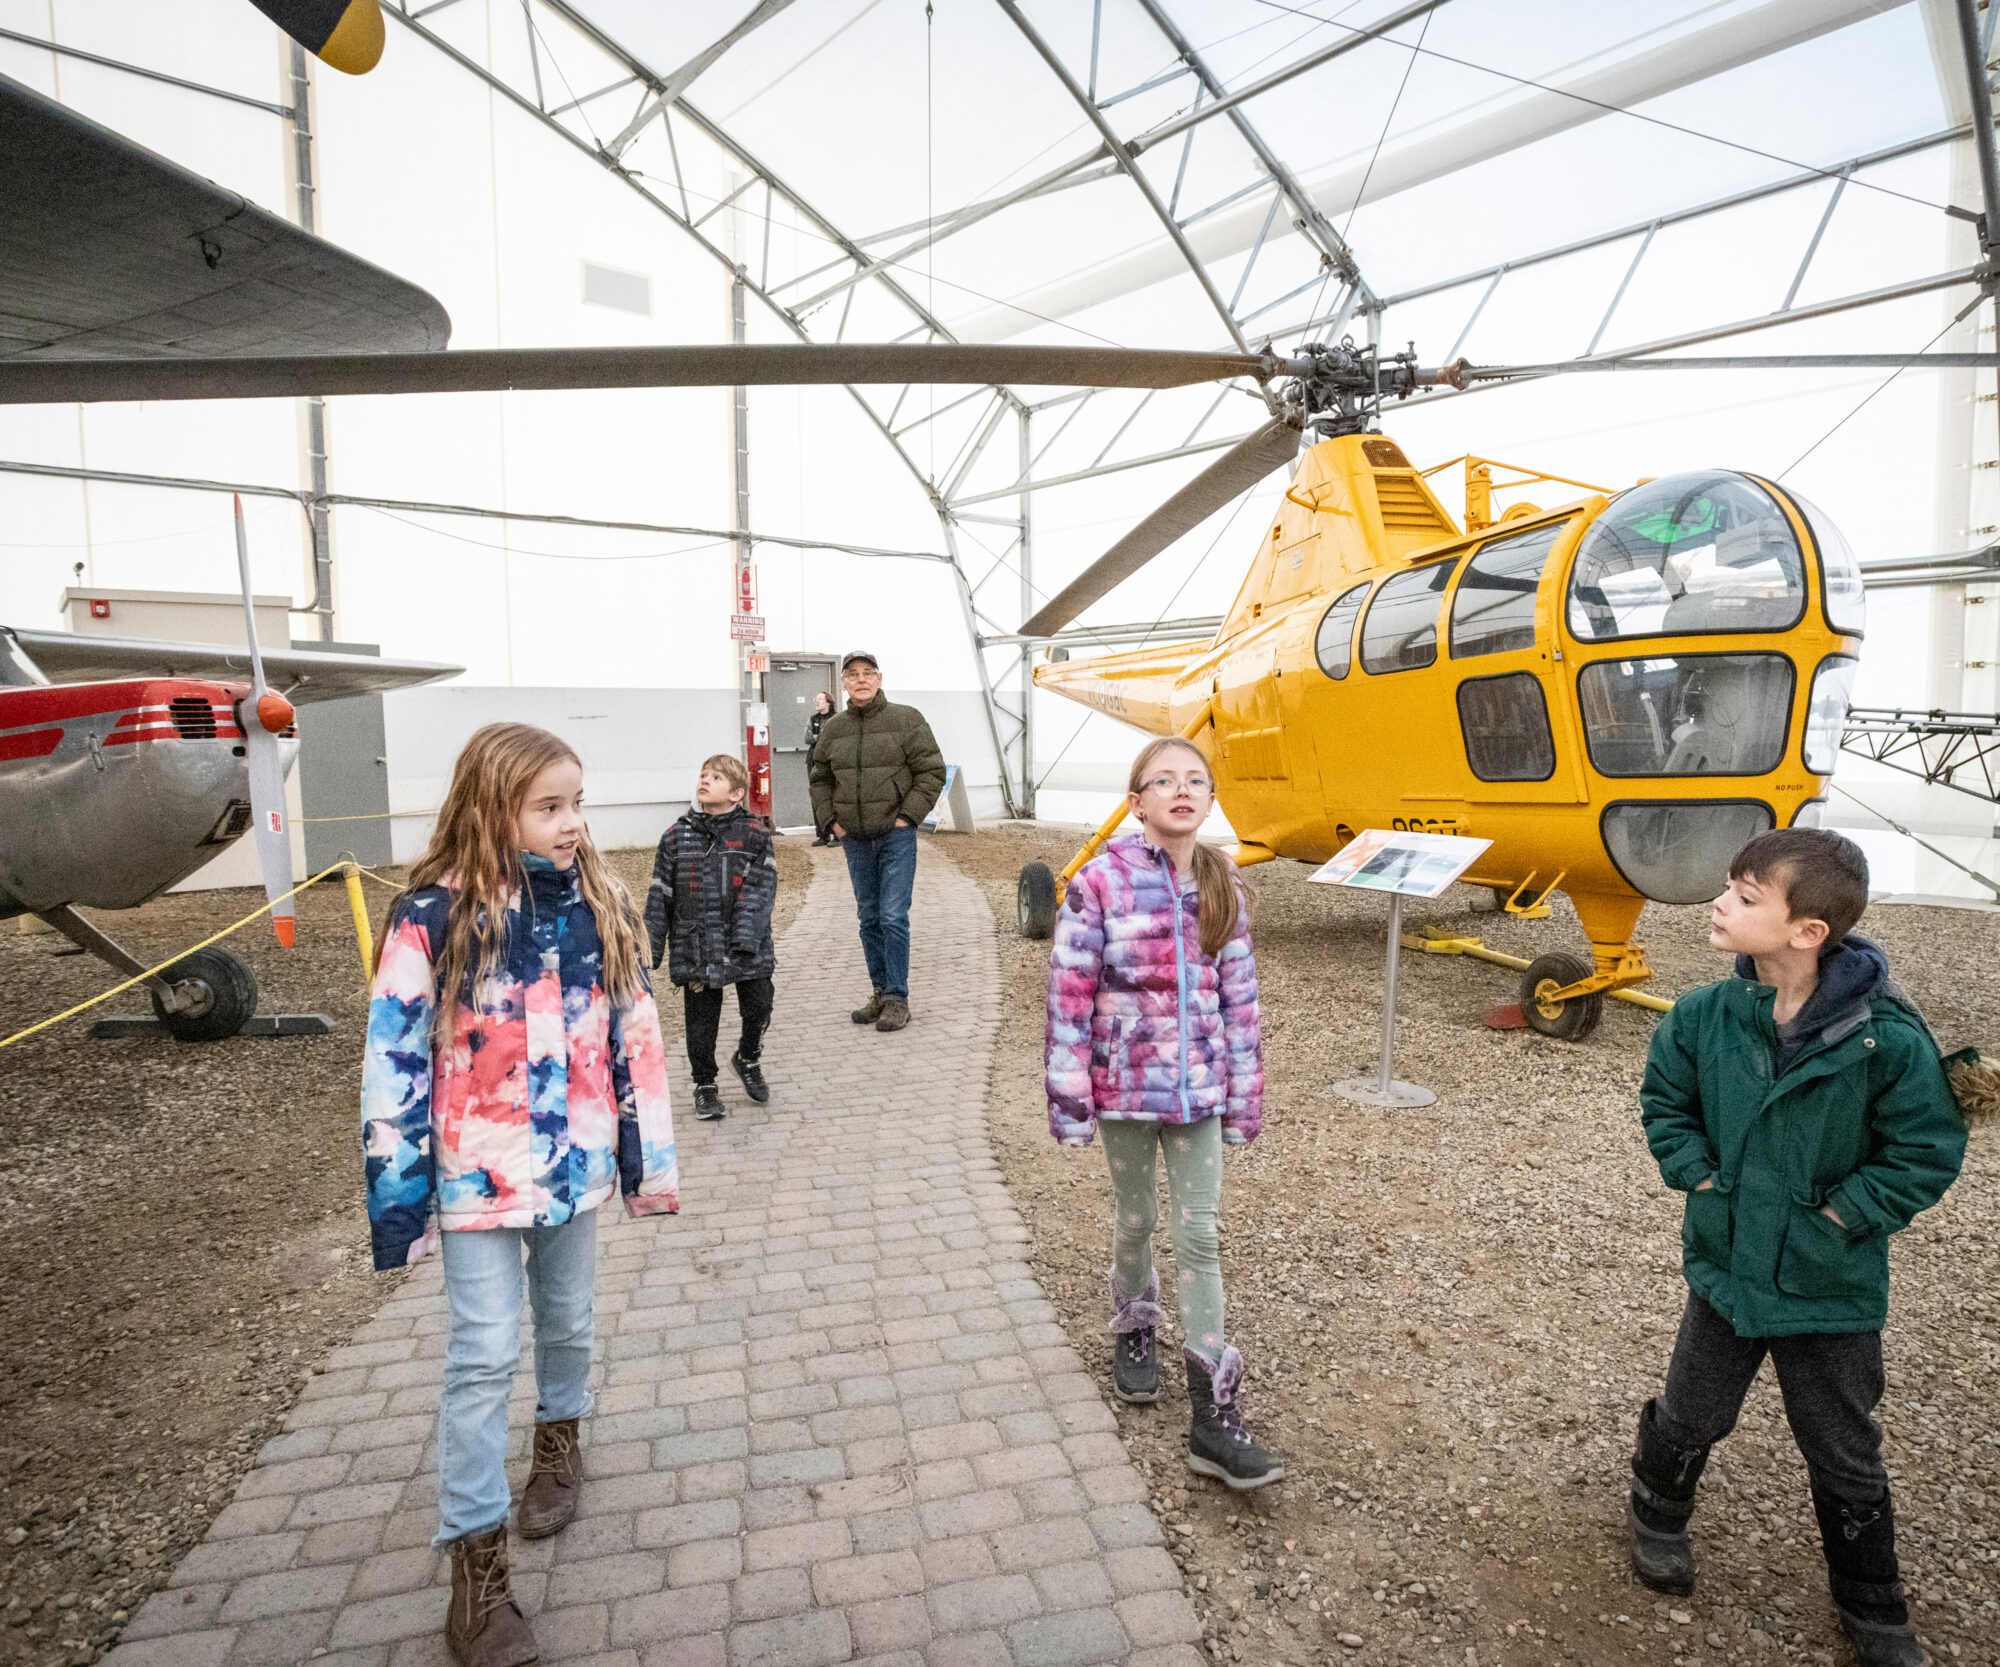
[517,1418,581,1539]
[446,1524,538,1667]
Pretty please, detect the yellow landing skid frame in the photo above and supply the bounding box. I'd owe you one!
[1499,868,1563,919]
[1403,926,1675,1014]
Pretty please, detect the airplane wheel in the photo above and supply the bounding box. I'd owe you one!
[1519,952,1602,1042]
[150,947,259,1042]
[1018,863,1059,939]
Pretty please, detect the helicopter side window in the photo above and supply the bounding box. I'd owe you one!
[1781,489,1866,637]
[1576,652,1794,777]
[1450,522,1564,658]
[1457,672,1556,782]
[1567,472,1805,641]
[1313,582,1371,679]
[1360,559,1459,675]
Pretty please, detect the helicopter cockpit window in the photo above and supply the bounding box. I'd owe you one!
[1567,473,1805,641]
[1313,582,1370,679]
[1360,560,1459,675]
[1577,653,1793,777]
[1783,489,1866,637]
[1450,522,1564,658]
[1803,655,1858,775]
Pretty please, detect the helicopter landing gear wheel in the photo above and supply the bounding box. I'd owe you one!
[1018,863,1058,939]
[1519,951,1602,1042]
[150,947,259,1042]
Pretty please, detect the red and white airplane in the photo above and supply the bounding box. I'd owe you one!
[0,503,457,1039]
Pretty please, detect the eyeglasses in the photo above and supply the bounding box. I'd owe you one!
[1141,774,1212,796]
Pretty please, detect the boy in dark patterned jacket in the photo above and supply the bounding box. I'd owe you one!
[644,754,779,1121]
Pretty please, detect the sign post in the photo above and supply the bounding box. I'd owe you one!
[1310,829,1493,1109]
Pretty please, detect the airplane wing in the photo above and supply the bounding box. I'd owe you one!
[0,71,449,360]
[7,629,460,703]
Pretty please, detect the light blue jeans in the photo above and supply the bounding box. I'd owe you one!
[435,1212,598,1543]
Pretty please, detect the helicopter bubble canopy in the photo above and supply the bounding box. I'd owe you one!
[1567,472,1807,641]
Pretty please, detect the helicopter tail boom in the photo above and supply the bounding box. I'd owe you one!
[1031,638,1210,739]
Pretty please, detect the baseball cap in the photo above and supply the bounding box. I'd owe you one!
[841,650,880,671]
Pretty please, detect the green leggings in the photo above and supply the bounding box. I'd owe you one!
[1100,1116,1226,1365]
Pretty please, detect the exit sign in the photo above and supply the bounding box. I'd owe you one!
[746,653,770,672]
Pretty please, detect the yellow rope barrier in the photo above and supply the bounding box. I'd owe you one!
[0,862,351,1051]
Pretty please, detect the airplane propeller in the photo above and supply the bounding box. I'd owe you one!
[244,0,385,75]
[230,495,299,947]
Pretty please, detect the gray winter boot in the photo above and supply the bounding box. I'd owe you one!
[1109,1269,1164,1404]
[1186,1347,1283,1490]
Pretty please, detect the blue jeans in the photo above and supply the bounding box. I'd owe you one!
[435,1212,598,1543]
[842,825,917,1000]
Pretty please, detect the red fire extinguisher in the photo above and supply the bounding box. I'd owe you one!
[746,703,772,822]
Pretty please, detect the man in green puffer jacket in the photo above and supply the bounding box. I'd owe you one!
[1629,828,1967,1667]
[807,651,946,1033]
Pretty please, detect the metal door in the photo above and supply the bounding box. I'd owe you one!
[299,690,392,870]
[769,656,836,828]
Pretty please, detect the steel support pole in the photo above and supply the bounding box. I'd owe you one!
[1951,0,2000,477]
[1377,892,1403,1095]
[289,41,334,642]
[731,267,758,751]
[938,510,1021,821]
[1018,406,1035,818]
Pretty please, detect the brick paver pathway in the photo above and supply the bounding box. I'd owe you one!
[106,846,1202,1667]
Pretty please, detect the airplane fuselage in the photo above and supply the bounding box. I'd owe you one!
[0,678,294,916]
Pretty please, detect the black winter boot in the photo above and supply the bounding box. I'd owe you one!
[1185,1347,1283,1490]
[693,1083,725,1120]
[1812,1485,1925,1667]
[1108,1269,1164,1404]
[1627,1399,1709,1596]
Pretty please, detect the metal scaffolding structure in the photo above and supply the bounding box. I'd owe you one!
[8,1,1996,821]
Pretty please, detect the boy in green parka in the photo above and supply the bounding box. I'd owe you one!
[1633,827,1966,1667]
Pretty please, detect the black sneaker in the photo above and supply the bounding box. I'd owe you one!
[730,1052,770,1104]
[1186,1349,1283,1491]
[693,1083,725,1120]
[1112,1327,1159,1404]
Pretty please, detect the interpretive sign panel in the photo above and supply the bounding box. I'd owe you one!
[1308,829,1492,899]
[1311,830,1493,1110]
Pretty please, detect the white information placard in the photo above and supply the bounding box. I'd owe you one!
[1308,829,1493,899]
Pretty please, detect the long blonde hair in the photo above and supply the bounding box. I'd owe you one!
[1127,737,1242,956]
[386,723,644,1039]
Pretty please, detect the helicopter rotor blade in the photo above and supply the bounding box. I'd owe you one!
[1018,416,1301,640]
[232,496,298,948]
[0,343,1277,406]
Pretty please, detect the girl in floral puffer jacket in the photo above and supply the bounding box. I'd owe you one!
[1045,736,1283,1491]
[363,723,677,1667]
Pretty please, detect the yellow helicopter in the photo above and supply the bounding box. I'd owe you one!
[1016,353,1864,1040]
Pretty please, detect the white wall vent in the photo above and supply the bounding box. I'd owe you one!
[582,261,651,316]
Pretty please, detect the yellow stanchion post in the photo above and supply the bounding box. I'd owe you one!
[343,862,374,991]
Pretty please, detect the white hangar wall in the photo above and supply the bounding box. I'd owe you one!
[0,0,1008,845]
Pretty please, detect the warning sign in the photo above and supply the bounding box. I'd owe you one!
[730,613,765,642]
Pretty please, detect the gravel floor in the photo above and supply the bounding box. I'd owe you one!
[0,842,809,1667]
[950,822,2000,1667]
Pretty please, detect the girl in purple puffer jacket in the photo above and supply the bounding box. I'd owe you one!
[1045,736,1283,1490]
